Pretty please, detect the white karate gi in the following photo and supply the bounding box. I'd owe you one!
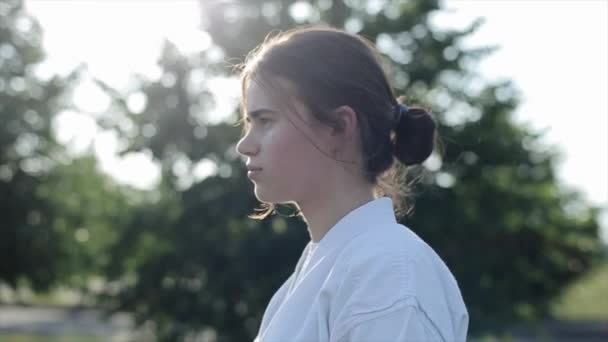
[254,197,469,341]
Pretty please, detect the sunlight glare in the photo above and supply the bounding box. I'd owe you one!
[52,110,97,155]
[26,0,201,189]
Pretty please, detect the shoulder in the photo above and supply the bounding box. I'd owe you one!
[330,223,468,340]
[334,223,438,301]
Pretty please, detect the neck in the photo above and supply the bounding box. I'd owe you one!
[297,183,376,243]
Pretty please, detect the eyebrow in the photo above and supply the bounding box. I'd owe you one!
[245,108,276,122]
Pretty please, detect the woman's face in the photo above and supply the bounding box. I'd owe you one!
[236,78,332,204]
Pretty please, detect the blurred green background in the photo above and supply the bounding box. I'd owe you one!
[0,0,606,341]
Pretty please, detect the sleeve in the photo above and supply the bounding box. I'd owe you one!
[332,299,444,342]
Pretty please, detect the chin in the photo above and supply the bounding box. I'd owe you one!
[253,186,274,203]
[254,185,293,204]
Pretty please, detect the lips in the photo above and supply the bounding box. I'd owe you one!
[246,165,262,179]
[247,168,262,180]
[246,165,263,171]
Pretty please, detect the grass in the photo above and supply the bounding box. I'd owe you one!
[2,261,606,342]
[551,260,608,320]
[0,336,103,342]
[468,260,608,342]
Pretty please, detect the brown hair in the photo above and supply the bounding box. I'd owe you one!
[236,25,439,220]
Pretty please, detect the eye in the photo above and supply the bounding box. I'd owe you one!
[258,117,272,125]
[242,114,273,128]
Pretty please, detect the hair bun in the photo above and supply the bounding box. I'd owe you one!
[392,105,436,166]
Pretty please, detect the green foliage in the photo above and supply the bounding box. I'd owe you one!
[88,0,603,340]
[407,81,602,331]
[0,0,71,291]
[104,174,308,341]
[36,156,137,288]
[0,0,136,295]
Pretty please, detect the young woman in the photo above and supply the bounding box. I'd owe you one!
[236,25,468,342]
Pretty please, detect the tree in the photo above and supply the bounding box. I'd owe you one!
[0,0,71,291]
[99,0,602,339]
[0,0,136,296]
[37,155,138,291]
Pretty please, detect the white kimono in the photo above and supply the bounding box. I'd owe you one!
[254,197,469,342]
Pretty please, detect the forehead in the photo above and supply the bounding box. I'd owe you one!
[245,79,275,109]
[245,77,313,123]
[245,76,297,108]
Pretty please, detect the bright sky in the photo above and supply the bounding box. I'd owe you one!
[25,0,607,237]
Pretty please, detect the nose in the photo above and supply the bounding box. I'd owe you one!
[236,130,259,157]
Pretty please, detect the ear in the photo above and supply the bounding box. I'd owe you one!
[324,106,360,162]
[330,105,358,138]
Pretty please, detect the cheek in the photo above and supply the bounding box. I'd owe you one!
[266,125,325,183]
